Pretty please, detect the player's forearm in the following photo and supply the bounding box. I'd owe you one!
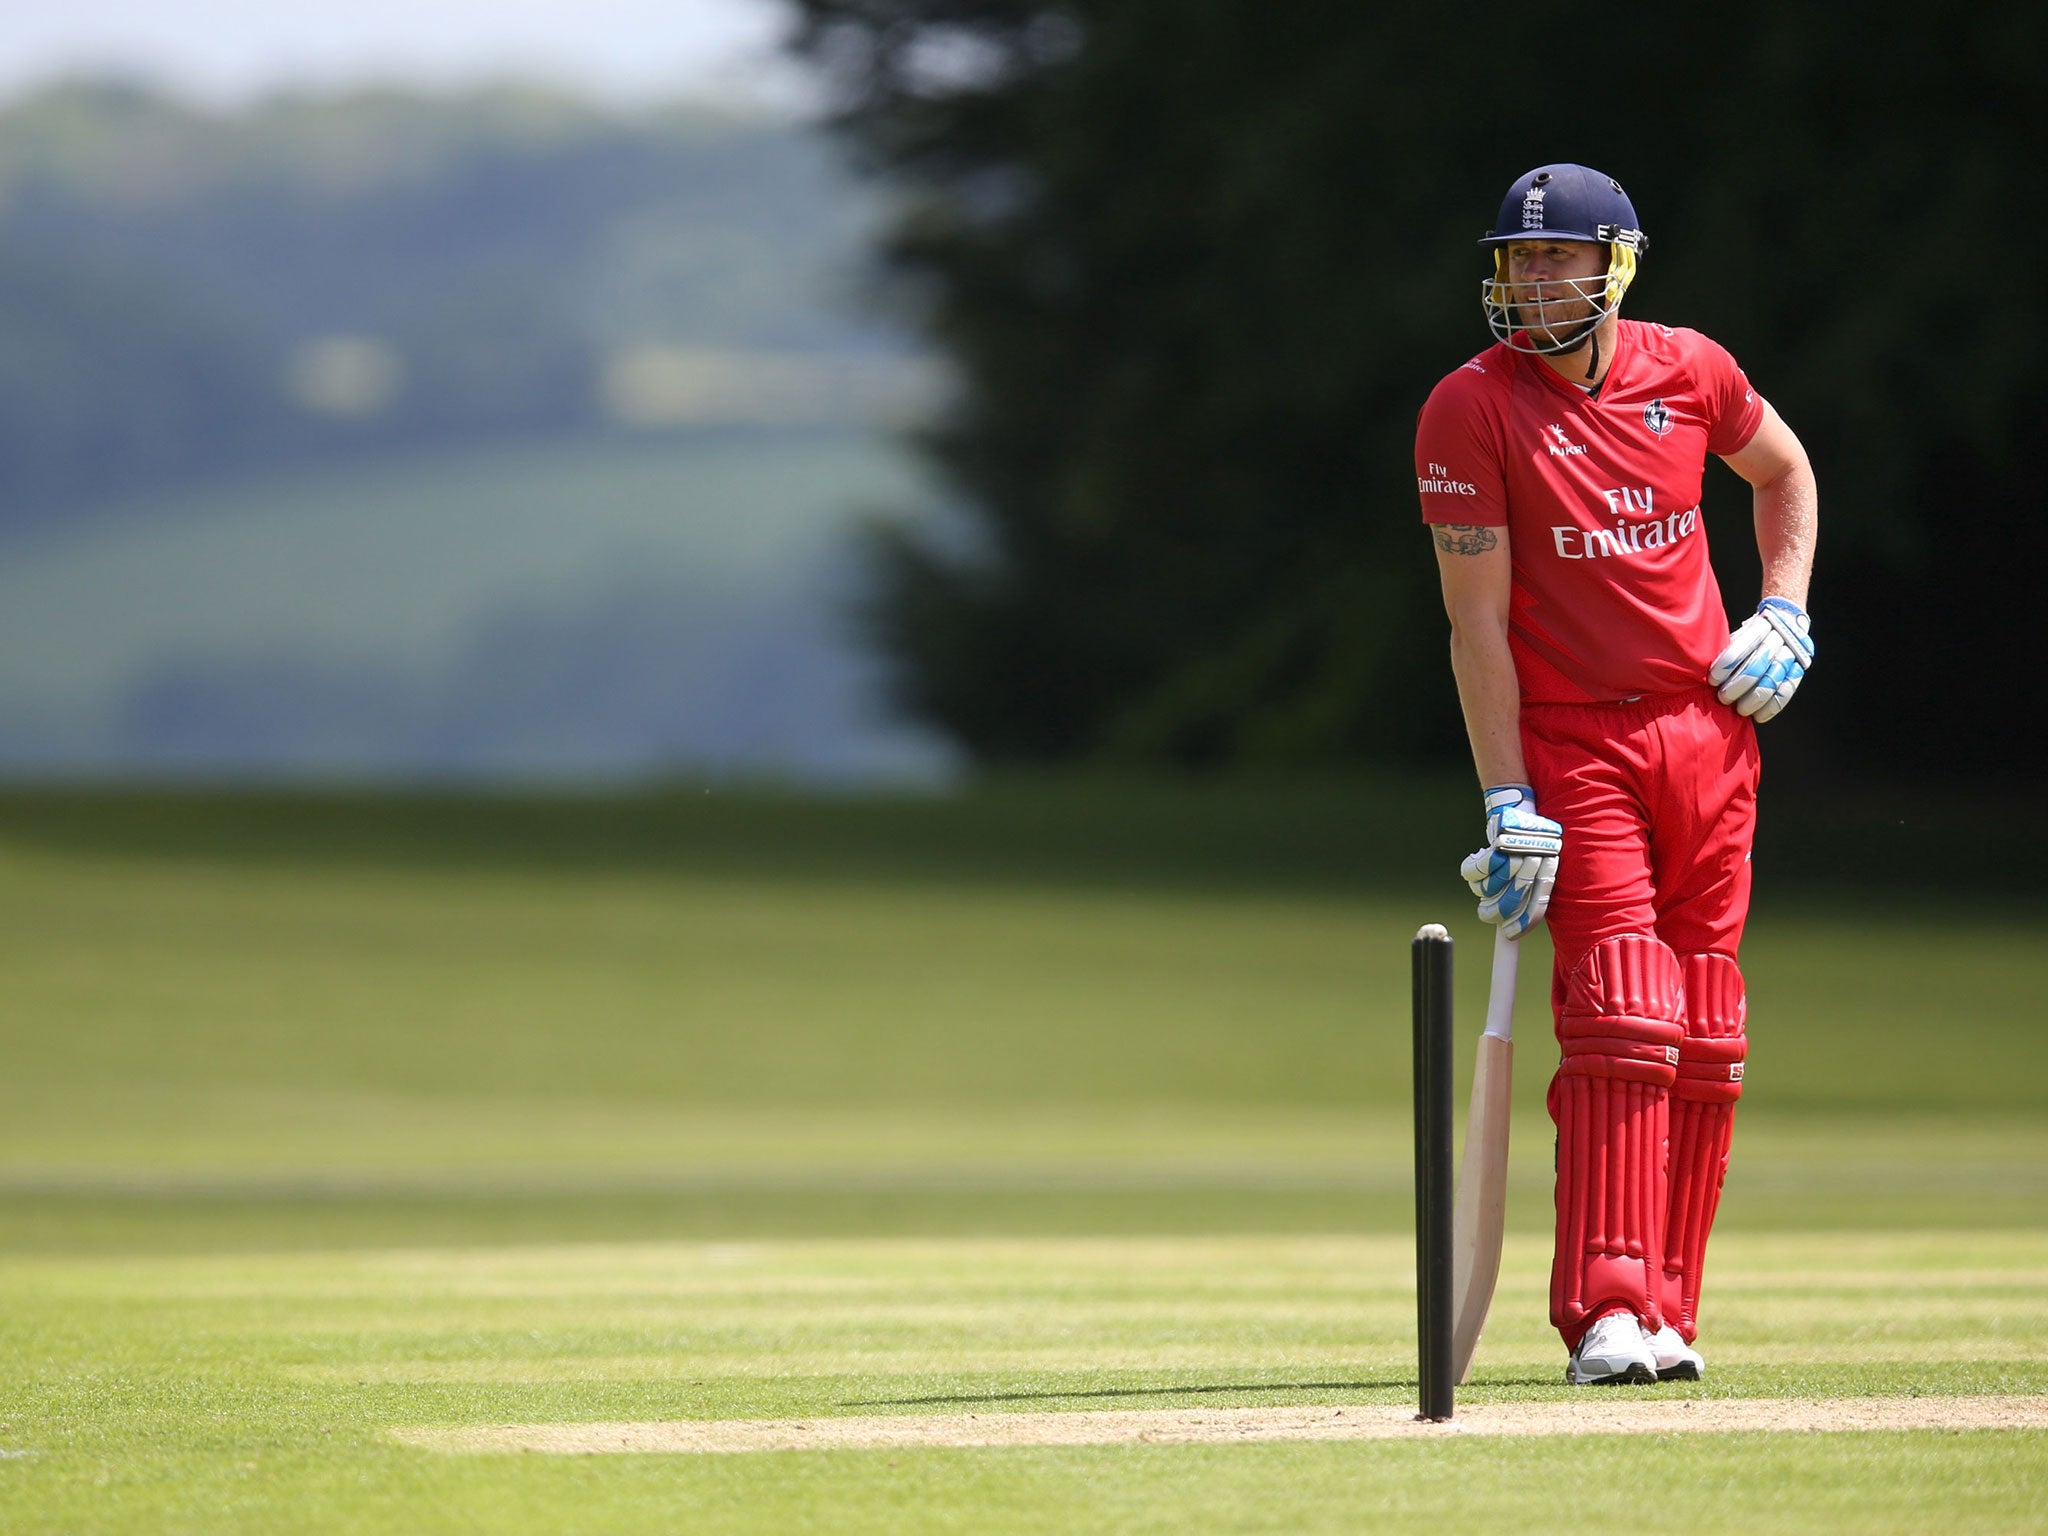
[1751,454,1817,607]
[1449,620,1527,789]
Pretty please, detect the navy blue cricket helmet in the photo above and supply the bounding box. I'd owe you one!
[1478,164,1647,354]
[1479,164,1646,253]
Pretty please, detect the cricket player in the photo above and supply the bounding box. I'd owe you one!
[1414,164,1818,1384]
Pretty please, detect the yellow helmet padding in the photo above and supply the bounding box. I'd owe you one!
[1604,241,1637,306]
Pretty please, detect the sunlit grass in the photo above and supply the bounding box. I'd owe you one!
[2,1234,2044,1535]
[0,786,2042,1531]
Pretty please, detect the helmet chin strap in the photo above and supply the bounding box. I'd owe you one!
[1529,311,1605,379]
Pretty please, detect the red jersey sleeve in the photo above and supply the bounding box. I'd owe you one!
[1686,330,1765,457]
[1415,362,1508,526]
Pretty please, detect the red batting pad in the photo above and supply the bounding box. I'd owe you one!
[1661,951,1747,1341]
[1672,948,1747,1105]
[1549,934,1683,1343]
[1557,932,1687,1084]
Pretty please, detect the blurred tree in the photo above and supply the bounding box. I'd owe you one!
[790,1,2042,777]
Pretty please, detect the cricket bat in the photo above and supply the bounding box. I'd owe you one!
[1450,925,1518,1384]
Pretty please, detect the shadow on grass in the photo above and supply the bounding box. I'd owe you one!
[0,778,1461,900]
[0,777,2000,904]
[849,1374,1567,1406]
[847,1379,1408,1407]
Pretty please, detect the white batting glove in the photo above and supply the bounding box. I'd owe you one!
[1710,597,1814,723]
[1460,784,1561,939]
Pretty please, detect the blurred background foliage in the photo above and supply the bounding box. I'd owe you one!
[0,79,918,518]
[0,5,2035,784]
[790,0,2040,779]
[0,79,954,781]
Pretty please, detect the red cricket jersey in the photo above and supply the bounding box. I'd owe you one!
[1415,320,1763,703]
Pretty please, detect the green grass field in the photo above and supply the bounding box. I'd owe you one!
[2,783,2043,1532]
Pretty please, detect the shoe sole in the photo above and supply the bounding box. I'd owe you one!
[1654,1362,1703,1382]
[1566,1361,1657,1386]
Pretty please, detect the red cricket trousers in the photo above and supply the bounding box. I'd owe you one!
[1524,684,1759,996]
[1522,684,1760,1345]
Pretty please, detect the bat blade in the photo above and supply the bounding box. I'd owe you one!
[1450,928,1518,1384]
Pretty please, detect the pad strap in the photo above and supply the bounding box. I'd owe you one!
[1671,948,1746,1104]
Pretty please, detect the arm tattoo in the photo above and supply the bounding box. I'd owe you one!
[1433,524,1499,556]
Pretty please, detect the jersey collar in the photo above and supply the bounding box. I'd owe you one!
[1514,319,1633,402]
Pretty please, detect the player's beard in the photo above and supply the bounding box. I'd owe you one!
[1512,282,1600,350]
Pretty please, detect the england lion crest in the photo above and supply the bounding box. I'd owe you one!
[1644,398,1672,435]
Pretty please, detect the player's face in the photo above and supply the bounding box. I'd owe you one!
[1500,240,1608,341]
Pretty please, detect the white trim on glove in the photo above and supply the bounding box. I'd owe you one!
[1462,784,1561,938]
[1710,596,1814,723]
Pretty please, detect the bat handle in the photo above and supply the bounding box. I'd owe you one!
[1483,926,1519,1042]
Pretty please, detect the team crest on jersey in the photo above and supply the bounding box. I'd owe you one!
[1643,398,1672,436]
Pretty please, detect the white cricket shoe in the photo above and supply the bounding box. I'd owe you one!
[1566,1312,1658,1385]
[1643,1323,1705,1382]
